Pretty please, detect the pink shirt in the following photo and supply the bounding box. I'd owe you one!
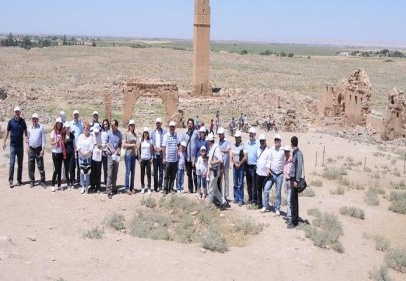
[283,157,292,180]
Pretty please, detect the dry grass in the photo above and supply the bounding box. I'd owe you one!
[330,186,346,195]
[103,212,126,231]
[368,265,392,281]
[388,191,406,214]
[339,206,365,220]
[385,247,406,273]
[82,226,104,239]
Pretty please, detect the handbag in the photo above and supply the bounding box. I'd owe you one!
[295,151,307,193]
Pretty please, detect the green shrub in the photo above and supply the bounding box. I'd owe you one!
[388,192,406,214]
[235,217,264,235]
[82,226,104,239]
[200,227,228,253]
[374,235,390,252]
[369,265,392,281]
[339,206,365,220]
[385,247,406,273]
[104,212,126,231]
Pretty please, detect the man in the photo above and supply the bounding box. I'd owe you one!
[215,110,220,134]
[238,113,243,131]
[288,136,303,229]
[106,119,122,199]
[91,111,102,132]
[3,106,27,188]
[256,134,269,209]
[70,109,83,183]
[263,134,285,215]
[90,126,102,193]
[27,113,46,188]
[194,116,199,130]
[245,127,259,205]
[231,130,247,206]
[217,127,230,201]
[162,121,180,196]
[150,117,167,192]
[206,133,228,209]
[181,118,198,193]
[229,117,236,136]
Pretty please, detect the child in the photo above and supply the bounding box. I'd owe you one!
[196,146,208,199]
[176,141,187,193]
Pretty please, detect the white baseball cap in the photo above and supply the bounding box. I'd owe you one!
[274,134,281,140]
[64,122,71,128]
[55,117,62,124]
[155,118,162,123]
[199,126,207,133]
[143,127,149,132]
[93,127,100,133]
[180,141,187,147]
[129,119,135,125]
[259,134,266,140]
[73,110,79,115]
[217,127,225,134]
[200,146,206,151]
[234,130,242,137]
[207,133,215,141]
[169,121,176,127]
[248,127,256,134]
[14,106,21,112]
[92,111,99,116]
[283,145,291,152]
[31,113,39,119]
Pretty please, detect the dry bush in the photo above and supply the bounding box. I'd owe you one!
[339,206,365,220]
[339,177,350,186]
[300,188,315,197]
[310,179,323,187]
[200,226,228,253]
[374,235,391,252]
[82,226,104,239]
[388,191,406,214]
[390,180,406,190]
[234,216,264,235]
[368,265,392,281]
[330,186,345,195]
[307,208,322,218]
[103,212,126,231]
[140,196,157,208]
[322,167,347,180]
[385,247,406,273]
[298,212,344,253]
[350,181,365,190]
[246,203,259,210]
[365,189,380,206]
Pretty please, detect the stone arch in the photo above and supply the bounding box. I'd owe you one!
[121,78,179,126]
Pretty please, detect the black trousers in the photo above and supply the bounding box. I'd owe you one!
[64,152,75,185]
[102,155,108,185]
[91,160,102,191]
[246,165,257,204]
[290,181,299,225]
[153,155,164,191]
[163,161,178,193]
[185,160,196,193]
[140,159,152,188]
[28,147,45,183]
[256,175,266,207]
[52,152,63,187]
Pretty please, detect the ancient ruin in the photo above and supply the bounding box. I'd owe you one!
[121,78,179,126]
[382,88,406,140]
[193,0,212,96]
[319,69,372,126]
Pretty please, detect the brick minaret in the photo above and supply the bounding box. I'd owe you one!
[193,0,212,96]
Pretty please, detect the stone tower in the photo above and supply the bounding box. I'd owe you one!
[193,0,212,96]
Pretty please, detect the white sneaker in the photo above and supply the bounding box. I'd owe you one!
[147,189,152,195]
[80,187,85,194]
[275,210,281,216]
[261,207,269,213]
[141,188,145,194]
[51,186,56,192]
[177,190,181,194]
[85,186,88,194]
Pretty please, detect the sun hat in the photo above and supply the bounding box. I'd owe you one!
[180,141,187,147]
[234,130,242,137]
[156,118,162,123]
[31,113,39,119]
[143,127,149,133]
[200,146,206,151]
[92,111,99,116]
[207,133,215,141]
[217,127,225,134]
[129,119,135,125]
[283,145,291,152]
[248,127,256,134]
[73,110,79,115]
[274,133,281,140]
[169,121,176,127]
[14,106,21,112]
[259,134,266,140]
[55,117,62,124]
[199,126,207,133]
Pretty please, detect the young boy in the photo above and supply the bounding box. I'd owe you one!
[195,146,208,199]
[176,141,187,193]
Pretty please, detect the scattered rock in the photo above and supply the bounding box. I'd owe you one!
[190,211,199,216]
[117,238,122,242]
[219,214,225,218]
[27,236,36,242]
[200,248,206,253]
[168,210,174,215]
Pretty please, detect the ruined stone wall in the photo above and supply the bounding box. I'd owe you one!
[382,88,406,140]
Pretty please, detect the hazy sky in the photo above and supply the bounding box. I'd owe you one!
[1,0,405,46]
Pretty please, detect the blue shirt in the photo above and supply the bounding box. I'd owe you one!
[106,129,122,154]
[27,123,46,149]
[193,138,209,160]
[245,139,259,165]
[181,129,198,162]
[7,117,27,148]
[70,119,83,144]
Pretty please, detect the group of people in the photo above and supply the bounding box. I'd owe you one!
[4,106,304,227]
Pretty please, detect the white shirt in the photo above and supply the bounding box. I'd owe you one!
[140,139,152,160]
[256,146,270,176]
[208,143,222,169]
[77,134,94,159]
[196,156,208,176]
[155,130,161,148]
[266,145,285,175]
[50,130,63,153]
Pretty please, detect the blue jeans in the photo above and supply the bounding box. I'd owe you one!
[263,173,283,211]
[196,175,207,189]
[233,165,245,203]
[176,168,184,191]
[125,155,136,191]
[79,157,91,188]
[9,145,24,182]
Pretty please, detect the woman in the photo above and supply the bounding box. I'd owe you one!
[139,127,154,195]
[62,122,75,190]
[76,122,94,194]
[122,119,137,195]
[50,117,64,192]
[101,119,110,186]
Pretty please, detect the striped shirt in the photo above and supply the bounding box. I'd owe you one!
[162,131,179,163]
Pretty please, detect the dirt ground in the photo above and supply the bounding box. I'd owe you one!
[1,129,405,281]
